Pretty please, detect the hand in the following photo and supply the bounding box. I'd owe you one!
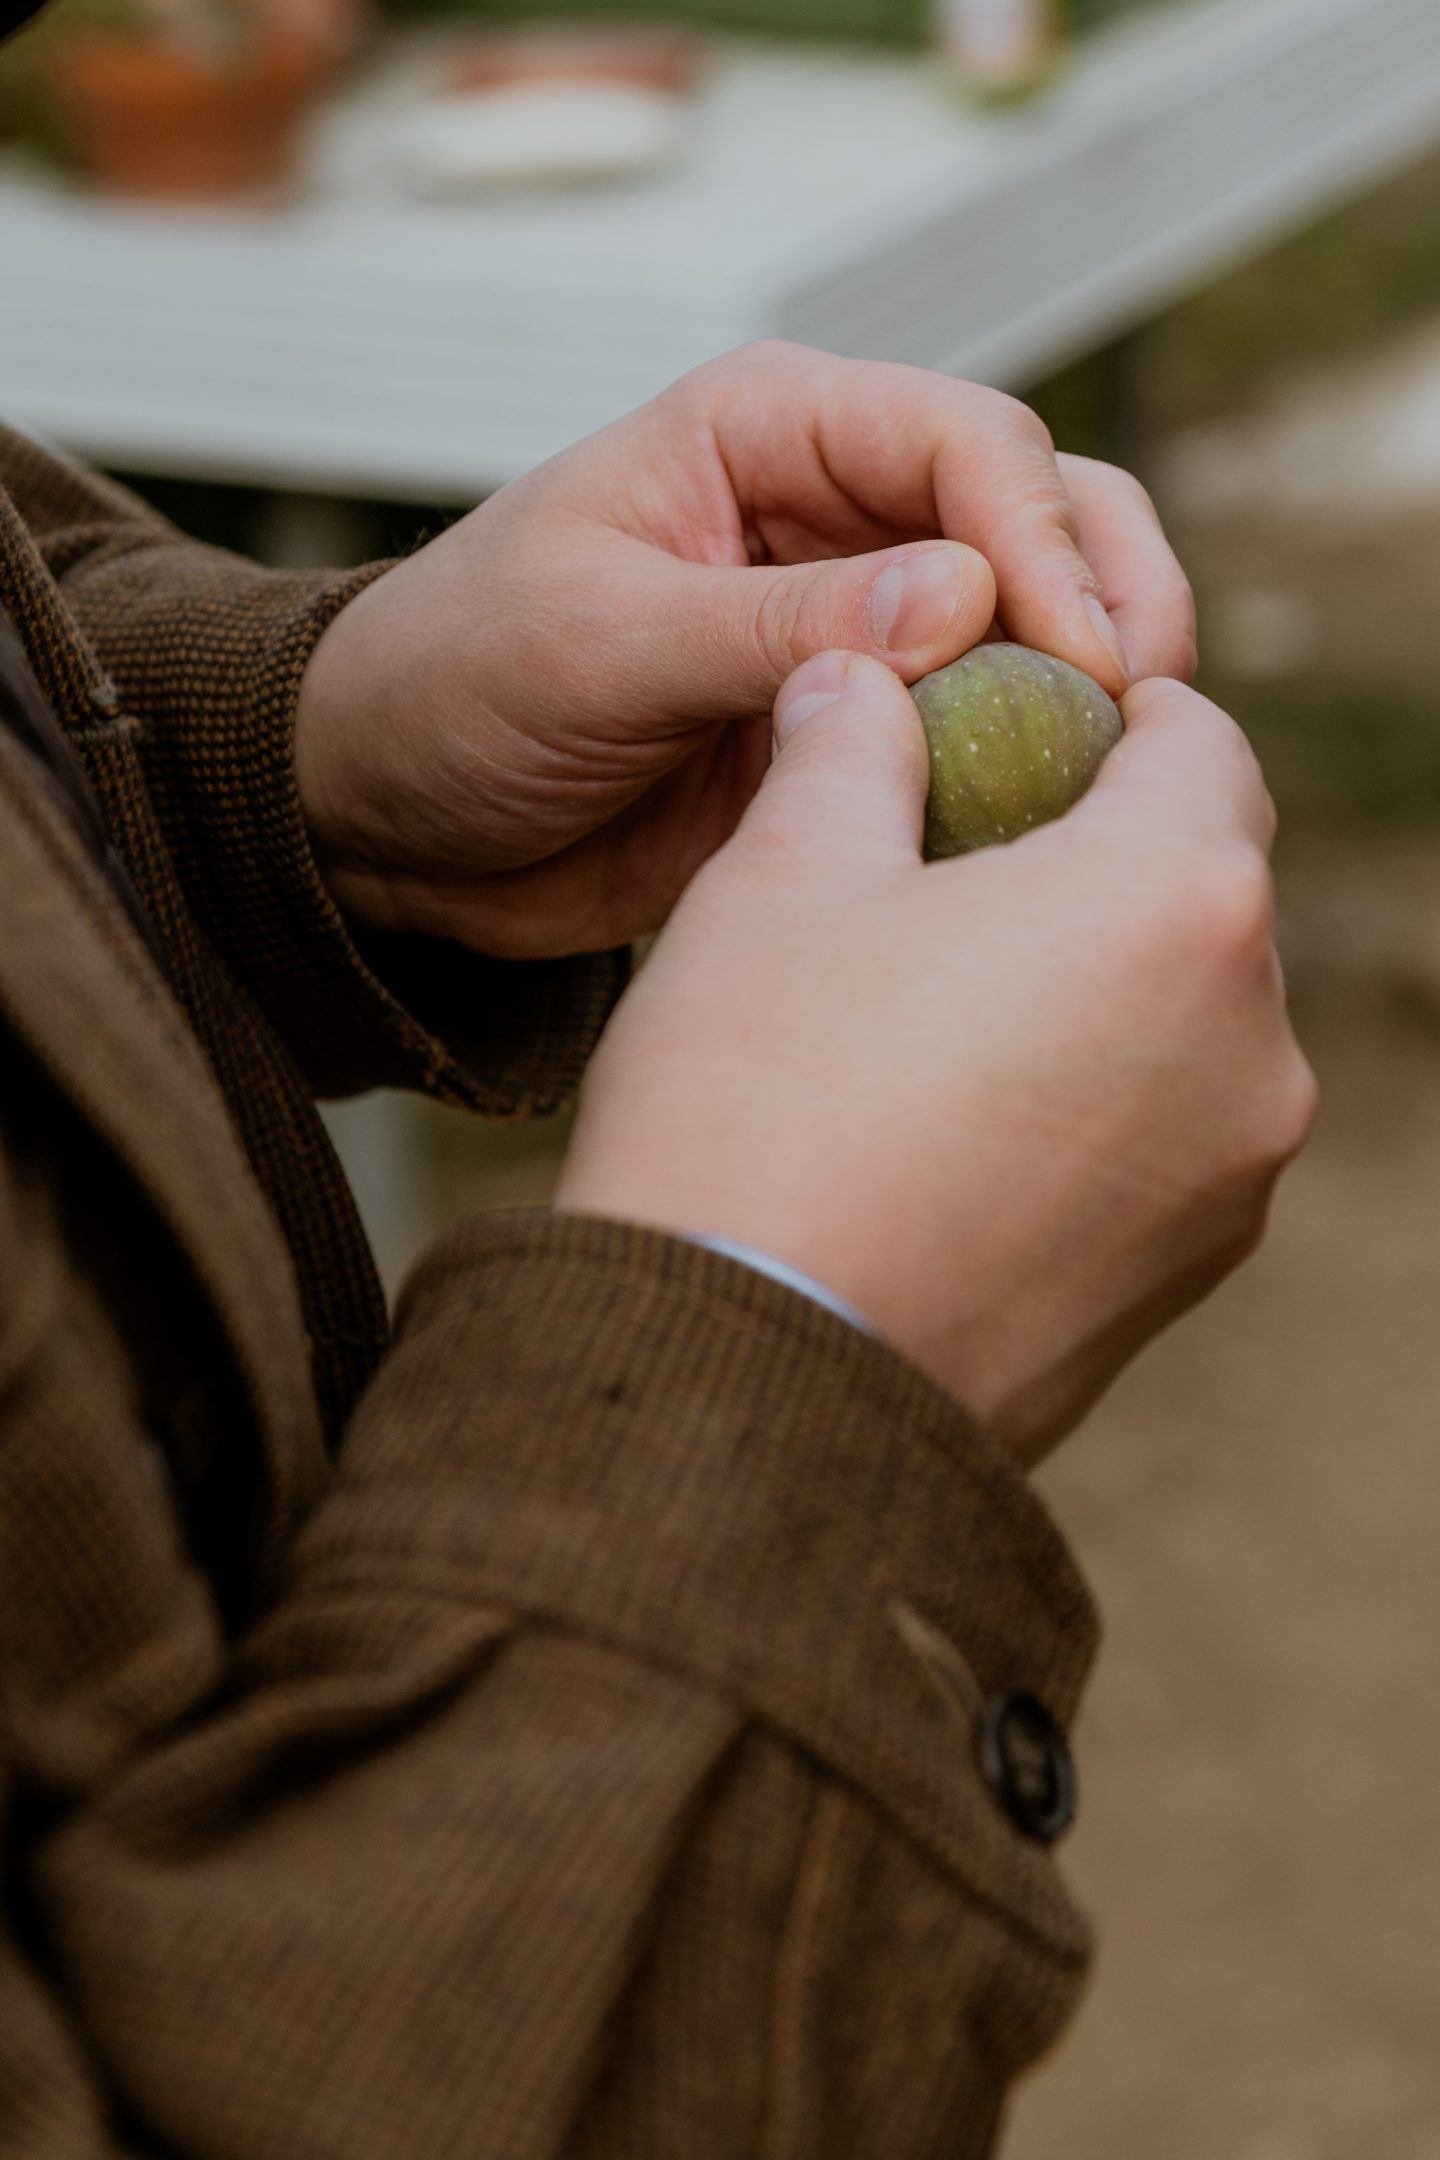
[555,656,1316,1464]
[294,342,1195,960]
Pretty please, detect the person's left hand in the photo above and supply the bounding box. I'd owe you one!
[295,341,1195,959]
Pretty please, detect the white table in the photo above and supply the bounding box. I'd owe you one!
[5,0,1440,506]
[9,0,1440,1279]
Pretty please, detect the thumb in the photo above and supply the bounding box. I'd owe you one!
[656,539,998,714]
[741,650,930,863]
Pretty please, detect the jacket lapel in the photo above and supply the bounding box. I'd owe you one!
[0,727,329,1571]
[0,465,389,1443]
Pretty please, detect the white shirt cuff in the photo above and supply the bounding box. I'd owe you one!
[683,1233,876,1339]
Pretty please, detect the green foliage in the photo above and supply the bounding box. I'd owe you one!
[1033,151,1440,450]
[50,0,153,29]
[0,10,69,153]
[382,0,916,37]
[1151,155,1440,425]
[1221,675,1440,829]
[380,0,1169,44]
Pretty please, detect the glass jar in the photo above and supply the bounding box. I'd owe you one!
[937,0,1066,107]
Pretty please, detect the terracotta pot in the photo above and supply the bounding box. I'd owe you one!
[53,31,330,201]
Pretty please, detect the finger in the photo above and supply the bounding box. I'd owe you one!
[1059,454,1198,684]
[741,651,929,864]
[930,419,1131,700]
[637,538,998,714]
[680,350,1130,694]
[1078,678,1277,854]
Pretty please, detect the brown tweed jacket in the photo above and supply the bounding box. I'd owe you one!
[0,426,1098,2159]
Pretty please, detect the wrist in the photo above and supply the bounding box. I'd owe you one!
[665,1230,878,1340]
[553,1160,936,1389]
[293,571,393,898]
[553,1160,867,1314]
[294,563,480,945]
[551,1160,1060,1468]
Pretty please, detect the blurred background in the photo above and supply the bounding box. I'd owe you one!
[4,0,1440,2152]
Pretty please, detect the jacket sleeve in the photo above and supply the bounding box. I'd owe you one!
[0,428,626,1106]
[15,1212,1098,2160]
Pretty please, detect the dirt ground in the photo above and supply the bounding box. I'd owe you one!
[402,822,1440,2160]
[1007,829,1440,2160]
[390,424,1440,2156]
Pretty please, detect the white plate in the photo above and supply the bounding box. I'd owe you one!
[386,81,685,196]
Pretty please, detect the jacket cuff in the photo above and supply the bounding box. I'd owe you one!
[129,552,628,1108]
[298,1208,1100,1964]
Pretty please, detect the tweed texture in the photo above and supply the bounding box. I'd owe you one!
[0,429,628,1430]
[0,430,1099,2157]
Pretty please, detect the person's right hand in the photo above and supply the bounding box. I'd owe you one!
[556,654,1317,1466]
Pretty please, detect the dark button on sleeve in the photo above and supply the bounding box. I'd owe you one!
[978,1690,1077,1844]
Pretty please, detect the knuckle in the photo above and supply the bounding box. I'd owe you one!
[1175,844,1275,962]
[1232,1047,1318,1189]
[752,567,817,676]
[1171,619,1202,685]
[1064,451,1166,530]
[1159,558,1196,607]
[1104,460,1158,514]
[1223,1206,1272,1273]
[661,339,807,416]
[1145,573,1201,683]
[1022,468,1084,550]
[1006,486,1085,569]
[1276,1049,1320,1157]
[1161,562,1199,623]
[988,387,1055,451]
[718,337,809,384]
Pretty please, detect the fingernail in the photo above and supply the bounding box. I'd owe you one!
[774,650,852,743]
[1084,593,1130,684]
[869,546,966,654]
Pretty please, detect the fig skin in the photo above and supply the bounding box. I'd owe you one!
[913,642,1123,859]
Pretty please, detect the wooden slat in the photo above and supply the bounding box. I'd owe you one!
[3,0,1440,502]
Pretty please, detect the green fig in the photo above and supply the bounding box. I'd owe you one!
[913,643,1123,859]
